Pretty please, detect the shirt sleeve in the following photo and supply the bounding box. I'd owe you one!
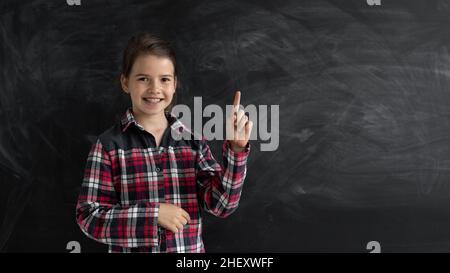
[196,139,250,218]
[75,139,160,248]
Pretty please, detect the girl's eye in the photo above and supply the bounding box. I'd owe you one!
[139,78,148,82]
[162,78,170,82]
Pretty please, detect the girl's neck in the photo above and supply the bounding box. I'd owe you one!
[133,109,169,131]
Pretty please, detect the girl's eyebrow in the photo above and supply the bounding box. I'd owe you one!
[135,73,173,78]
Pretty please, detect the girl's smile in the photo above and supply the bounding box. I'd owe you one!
[142,97,164,107]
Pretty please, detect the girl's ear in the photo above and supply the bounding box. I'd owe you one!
[120,74,129,94]
[174,76,177,91]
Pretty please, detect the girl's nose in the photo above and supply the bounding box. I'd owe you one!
[147,80,162,91]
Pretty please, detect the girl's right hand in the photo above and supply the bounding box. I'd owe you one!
[157,203,191,233]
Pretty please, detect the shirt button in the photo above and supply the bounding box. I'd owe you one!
[155,167,161,172]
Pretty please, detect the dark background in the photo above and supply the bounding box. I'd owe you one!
[2,0,450,253]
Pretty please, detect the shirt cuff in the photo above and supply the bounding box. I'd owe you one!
[225,140,251,156]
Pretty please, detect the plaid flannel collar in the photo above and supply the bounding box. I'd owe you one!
[120,107,186,136]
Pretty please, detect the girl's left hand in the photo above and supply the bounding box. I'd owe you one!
[226,90,253,152]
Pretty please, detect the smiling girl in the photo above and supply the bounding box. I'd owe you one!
[76,32,252,253]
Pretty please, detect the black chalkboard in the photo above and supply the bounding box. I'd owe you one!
[2,0,450,252]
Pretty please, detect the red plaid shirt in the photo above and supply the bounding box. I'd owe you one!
[76,107,250,253]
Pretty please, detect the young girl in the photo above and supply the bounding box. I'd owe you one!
[76,32,253,253]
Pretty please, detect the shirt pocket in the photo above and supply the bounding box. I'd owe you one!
[117,148,160,204]
[164,146,197,198]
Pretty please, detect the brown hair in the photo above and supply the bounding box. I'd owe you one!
[121,32,178,113]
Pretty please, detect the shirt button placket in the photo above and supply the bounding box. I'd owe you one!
[155,148,162,174]
[156,147,166,252]
[155,147,165,208]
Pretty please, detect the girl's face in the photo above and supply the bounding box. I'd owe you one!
[121,54,177,119]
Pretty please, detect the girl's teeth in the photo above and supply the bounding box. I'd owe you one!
[144,98,162,103]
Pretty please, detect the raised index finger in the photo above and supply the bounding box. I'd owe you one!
[233,90,241,108]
